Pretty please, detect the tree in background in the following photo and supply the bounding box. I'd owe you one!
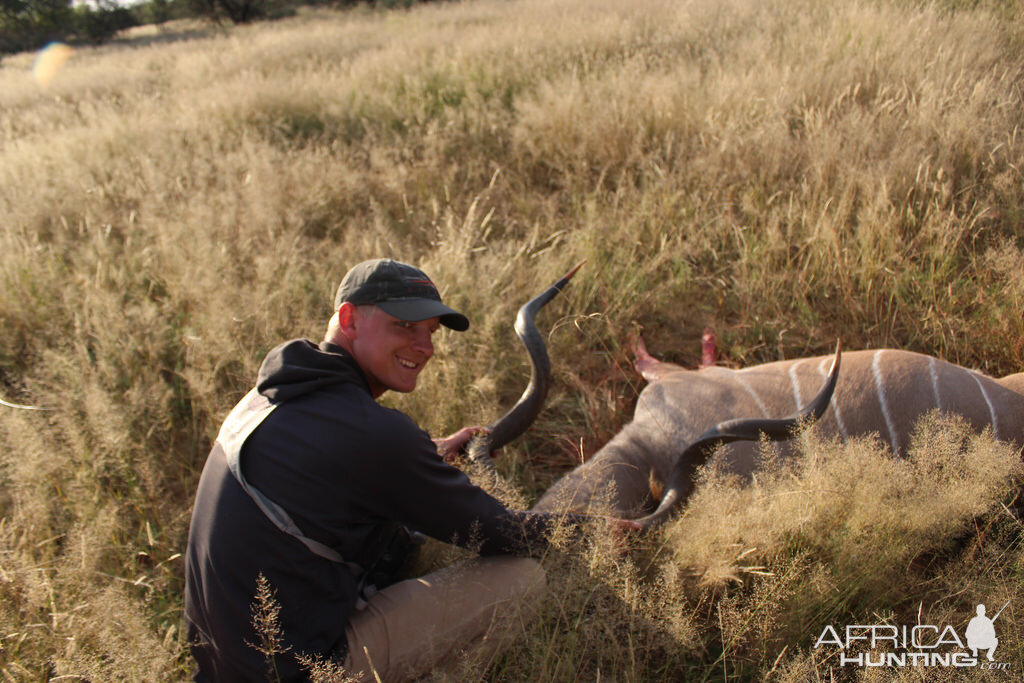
[73,0,137,43]
[1,0,136,55]
[0,0,422,56]
[1,0,71,53]
[187,0,265,24]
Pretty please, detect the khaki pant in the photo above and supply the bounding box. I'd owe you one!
[343,556,545,682]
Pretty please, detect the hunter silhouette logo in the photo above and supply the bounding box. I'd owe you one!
[813,601,1012,670]
[966,602,1007,661]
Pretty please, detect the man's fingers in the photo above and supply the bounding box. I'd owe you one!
[436,425,491,462]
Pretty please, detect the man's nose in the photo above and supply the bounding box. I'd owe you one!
[412,329,434,357]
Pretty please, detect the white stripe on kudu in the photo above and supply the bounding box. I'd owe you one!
[872,350,899,453]
[818,356,849,439]
[789,359,806,410]
[734,373,771,418]
[928,356,943,411]
[968,369,1000,440]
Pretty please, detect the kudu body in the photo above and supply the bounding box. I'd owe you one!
[533,343,1024,522]
[468,267,839,527]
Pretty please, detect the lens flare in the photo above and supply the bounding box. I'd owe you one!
[32,42,75,87]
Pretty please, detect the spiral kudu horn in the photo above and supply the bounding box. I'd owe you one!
[465,262,584,467]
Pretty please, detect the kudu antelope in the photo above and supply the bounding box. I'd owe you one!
[533,339,1024,526]
[466,265,840,528]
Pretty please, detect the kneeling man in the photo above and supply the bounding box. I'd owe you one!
[185,259,560,682]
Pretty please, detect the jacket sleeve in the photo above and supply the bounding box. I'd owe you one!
[357,411,557,556]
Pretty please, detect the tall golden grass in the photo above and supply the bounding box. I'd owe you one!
[1,0,1023,679]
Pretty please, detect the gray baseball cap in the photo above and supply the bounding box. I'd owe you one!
[334,259,469,331]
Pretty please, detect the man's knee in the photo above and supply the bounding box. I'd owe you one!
[462,555,546,617]
[343,555,547,682]
[484,555,546,593]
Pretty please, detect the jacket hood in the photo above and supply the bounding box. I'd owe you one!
[256,339,369,402]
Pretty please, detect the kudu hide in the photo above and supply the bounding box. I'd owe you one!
[533,341,1024,524]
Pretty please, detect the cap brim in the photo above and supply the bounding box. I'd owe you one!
[376,299,470,331]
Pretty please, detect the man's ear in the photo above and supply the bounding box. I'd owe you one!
[335,302,359,340]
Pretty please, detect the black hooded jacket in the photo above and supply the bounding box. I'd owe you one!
[184,340,553,683]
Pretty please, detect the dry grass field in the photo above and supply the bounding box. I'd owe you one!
[2,0,1023,679]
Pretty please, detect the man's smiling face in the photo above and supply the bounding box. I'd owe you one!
[348,305,440,398]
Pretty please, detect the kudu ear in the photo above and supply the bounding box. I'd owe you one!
[464,262,585,467]
[632,340,843,529]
